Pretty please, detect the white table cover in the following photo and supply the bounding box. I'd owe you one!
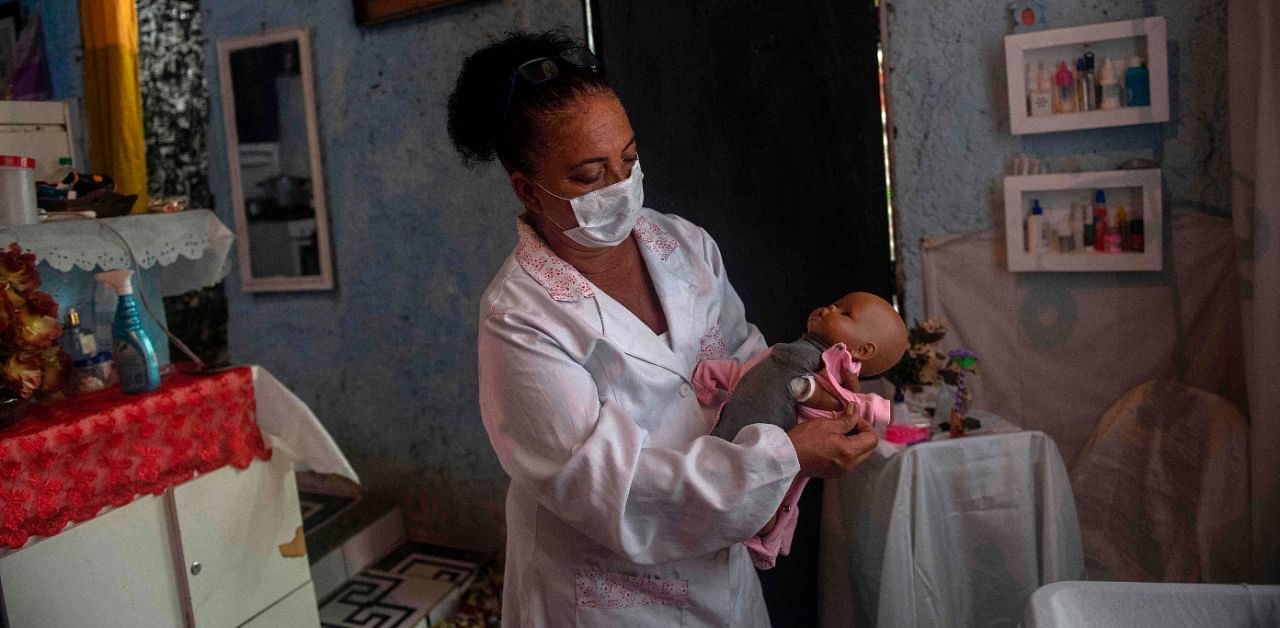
[0,210,233,296]
[820,429,1084,628]
[1024,581,1280,628]
[252,366,358,484]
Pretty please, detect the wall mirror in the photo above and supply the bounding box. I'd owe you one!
[218,27,334,291]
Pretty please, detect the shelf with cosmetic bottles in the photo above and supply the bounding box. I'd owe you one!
[1005,17,1168,135]
[1004,168,1162,272]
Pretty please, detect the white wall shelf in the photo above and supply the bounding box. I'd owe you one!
[1004,168,1162,272]
[1006,17,1168,135]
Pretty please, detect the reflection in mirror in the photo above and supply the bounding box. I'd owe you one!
[218,28,333,291]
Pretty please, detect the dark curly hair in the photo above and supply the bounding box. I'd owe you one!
[447,31,613,175]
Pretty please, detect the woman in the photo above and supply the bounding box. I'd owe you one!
[450,31,879,627]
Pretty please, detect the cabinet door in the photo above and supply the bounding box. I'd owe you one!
[0,493,185,628]
[241,581,319,628]
[171,453,310,627]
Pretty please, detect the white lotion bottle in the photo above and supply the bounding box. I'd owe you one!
[1027,199,1048,255]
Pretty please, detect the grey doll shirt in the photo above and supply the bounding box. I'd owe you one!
[711,335,828,440]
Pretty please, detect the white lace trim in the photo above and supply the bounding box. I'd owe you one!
[0,210,233,273]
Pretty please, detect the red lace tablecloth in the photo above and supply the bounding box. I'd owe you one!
[0,367,271,548]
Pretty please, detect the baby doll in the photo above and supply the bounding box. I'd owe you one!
[692,291,908,568]
[697,291,908,440]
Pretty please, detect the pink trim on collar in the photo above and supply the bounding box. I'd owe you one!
[515,220,594,302]
[513,215,680,302]
[633,215,678,261]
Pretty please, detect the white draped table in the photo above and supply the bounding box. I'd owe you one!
[1024,581,1280,628]
[819,422,1084,628]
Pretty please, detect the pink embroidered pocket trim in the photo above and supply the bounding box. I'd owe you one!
[698,324,727,361]
[574,567,690,609]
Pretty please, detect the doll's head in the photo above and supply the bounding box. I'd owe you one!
[806,292,908,377]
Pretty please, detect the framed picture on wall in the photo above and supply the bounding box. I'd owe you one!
[353,0,471,26]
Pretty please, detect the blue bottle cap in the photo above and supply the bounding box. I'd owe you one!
[1032,199,1044,215]
[1095,189,1106,204]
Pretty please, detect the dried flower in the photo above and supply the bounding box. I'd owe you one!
[0,243,69,402]
[0,243,40,294]
[885,318,979,391]
[4,351,44,400]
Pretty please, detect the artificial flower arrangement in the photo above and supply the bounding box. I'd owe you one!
[883,318,980,434]
[883,318,977,390]
[0,243,69,408]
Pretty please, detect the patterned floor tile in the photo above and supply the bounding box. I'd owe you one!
[318,543,479,628]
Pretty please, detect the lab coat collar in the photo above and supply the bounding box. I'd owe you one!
[513,213,681,302]
[514,212,696,381]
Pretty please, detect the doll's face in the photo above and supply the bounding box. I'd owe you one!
[807,292,908,376]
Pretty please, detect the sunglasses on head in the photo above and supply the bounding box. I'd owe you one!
[502,47,602,120]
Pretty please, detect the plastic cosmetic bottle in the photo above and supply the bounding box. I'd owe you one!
[1128,205,1145,252]
[1082,203,1096,250]
[1028,63,1053,117]
[95,270,160,394]
[1093,190,1108,252]
[1116,206,1129,251]
[1054,61,1076,113]
[1099,58,1122,109]
[1084,52,1100,109]
[1074,58,1091,112]
[1027,200,1048,255]
[1125,55,1150,107]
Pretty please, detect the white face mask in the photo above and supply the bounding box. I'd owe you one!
[537,161,644,248]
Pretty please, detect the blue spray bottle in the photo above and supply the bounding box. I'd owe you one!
[95,270,160,394]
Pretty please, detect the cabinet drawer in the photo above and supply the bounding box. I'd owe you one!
[172,453,309,627]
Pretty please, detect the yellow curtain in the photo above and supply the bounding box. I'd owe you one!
[79,0,147,213]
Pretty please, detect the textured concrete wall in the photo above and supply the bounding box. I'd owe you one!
[202,2,583,554]
[885,0,1228,318]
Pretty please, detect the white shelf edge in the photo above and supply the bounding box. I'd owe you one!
[1013,106,1167,135]
[1003,169,1163,273]
[1006,16,1169,136]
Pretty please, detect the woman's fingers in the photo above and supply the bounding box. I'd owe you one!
[787,414,880,478]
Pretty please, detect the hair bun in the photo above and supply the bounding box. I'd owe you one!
[447,31,580,166]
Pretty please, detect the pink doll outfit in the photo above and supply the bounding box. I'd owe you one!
[692,343,890,568]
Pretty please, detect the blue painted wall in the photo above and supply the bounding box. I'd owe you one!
[201,2,584,552]
[884,0,1228,318]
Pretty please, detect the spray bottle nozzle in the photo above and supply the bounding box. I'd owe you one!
[95,269,134,296]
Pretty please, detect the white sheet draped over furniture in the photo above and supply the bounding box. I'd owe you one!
[1024,581,1280,628]
[1071,380,1250,582]
[819,430,1083,627]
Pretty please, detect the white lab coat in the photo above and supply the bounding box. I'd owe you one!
[478,209,799,627]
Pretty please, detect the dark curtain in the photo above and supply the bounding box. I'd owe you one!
[591,3,891,626]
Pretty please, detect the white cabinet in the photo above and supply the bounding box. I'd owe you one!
[0,491,185,628]
[0,455,319,627]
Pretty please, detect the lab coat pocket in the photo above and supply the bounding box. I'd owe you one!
[573,566,688,627]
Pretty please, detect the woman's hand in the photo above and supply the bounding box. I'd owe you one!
[785,405,878,478]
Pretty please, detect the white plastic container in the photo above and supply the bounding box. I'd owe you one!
[0,155,38,226]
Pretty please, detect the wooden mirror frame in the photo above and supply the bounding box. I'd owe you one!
[217,26,335,292]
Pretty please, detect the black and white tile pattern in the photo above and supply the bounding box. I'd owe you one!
[319,542,479,628]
